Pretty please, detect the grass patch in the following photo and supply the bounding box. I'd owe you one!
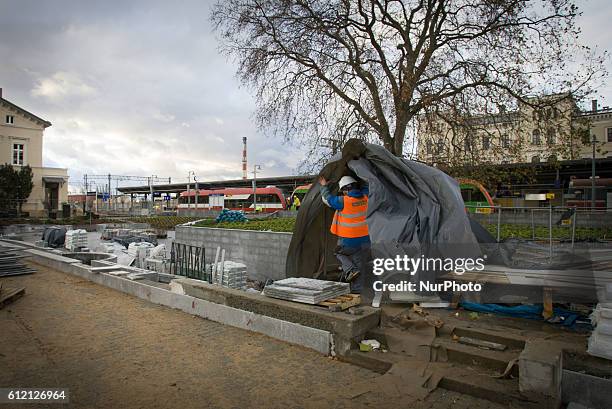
[193,217,296,232]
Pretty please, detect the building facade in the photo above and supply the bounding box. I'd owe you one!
[417,95,612,166]
[0,88,68,217]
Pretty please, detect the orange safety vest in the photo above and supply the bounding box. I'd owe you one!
[330,195,369,238]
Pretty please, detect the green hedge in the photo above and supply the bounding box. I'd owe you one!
[193,217,610,240]
[193,217,296,232]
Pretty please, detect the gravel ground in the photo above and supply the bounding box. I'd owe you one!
[0,262,506,409]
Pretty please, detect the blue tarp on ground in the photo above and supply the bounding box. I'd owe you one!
[460,302,584,327]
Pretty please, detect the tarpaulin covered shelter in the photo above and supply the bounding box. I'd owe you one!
[285,139,482,302]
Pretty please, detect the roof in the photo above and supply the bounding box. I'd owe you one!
[42,176,68,184]
[118,174,316,194]
[0,96,52,128]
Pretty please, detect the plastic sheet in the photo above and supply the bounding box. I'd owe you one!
[285,139,481,302]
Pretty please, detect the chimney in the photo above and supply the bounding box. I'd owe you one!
[242,137,248,180]
[0,88,3,99]
[592,99,598,112]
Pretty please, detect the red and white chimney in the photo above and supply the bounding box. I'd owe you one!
[242,137,248,180]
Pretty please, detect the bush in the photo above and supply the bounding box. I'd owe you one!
[194,217,295,232]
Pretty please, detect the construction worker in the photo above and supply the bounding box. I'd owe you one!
[292,195,301,211]
[319,175,369,293]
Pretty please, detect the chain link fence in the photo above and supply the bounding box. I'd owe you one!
[468,205,611,253]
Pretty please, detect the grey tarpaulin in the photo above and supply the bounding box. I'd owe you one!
[285,139,482,301]
[42,226,66,248]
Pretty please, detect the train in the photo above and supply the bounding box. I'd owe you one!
[457,178,495,213]
[177,186,287,214]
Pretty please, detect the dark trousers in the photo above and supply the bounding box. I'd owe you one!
[335,243,370,292]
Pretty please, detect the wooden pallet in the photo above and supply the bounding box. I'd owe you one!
[318,294,361,311]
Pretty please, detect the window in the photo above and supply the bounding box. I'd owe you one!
[531,155,540,163]
[436,141,445,154]
[464,134,474,152]
[12,144,24,165]
[5,115,14,124]
[426,140,434,154]
[547,128,556,145]
[482,136,490,150]
[531,129,541,145]
[607,128,612,143]
[502,134,510,148]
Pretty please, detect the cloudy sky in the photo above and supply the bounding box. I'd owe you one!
[1,0,611,193]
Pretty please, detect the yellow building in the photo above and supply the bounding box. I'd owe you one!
[0,88,68,218]
[417,95,611,166]
[575,101,612,159]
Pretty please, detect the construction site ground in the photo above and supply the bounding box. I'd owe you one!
[0,261,506,409]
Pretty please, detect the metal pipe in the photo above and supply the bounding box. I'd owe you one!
[531,209,535,240]
[571,208,577,249]
[591,135,596,210]
[496,206,502,243]
[548,204,553,261]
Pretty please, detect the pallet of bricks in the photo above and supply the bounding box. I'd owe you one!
[65,229,88,251]
[209,261,247,290]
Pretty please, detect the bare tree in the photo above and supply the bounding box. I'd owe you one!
[211,0,606,168]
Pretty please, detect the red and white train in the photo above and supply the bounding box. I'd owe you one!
[177,187,287,213]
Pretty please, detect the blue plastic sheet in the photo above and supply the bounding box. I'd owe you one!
[460,302,582,327]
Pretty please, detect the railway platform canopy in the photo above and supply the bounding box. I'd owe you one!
[117,175,316,196]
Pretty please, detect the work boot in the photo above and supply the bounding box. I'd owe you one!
[346,270,360,282]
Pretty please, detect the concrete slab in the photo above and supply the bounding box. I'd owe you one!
[562,369,612,409]
[173,278,380,354]
[24,248,81,272]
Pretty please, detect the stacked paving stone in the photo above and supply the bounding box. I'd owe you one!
[263,278,350,304]
[209,261,248,290]
[64,229,88,251]
[588,283,612,360]
[102,228,157,242]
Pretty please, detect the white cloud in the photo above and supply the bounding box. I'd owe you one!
[31,71,97,101]
[152,111,176,123]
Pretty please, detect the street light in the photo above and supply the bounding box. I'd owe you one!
[187,170,195,208]
[193,175,199,208]
[591,135,597,209]
[149,175,157,214]
[252,164,262,212]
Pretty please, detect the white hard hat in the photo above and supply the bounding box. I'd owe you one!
[338,176,358,189]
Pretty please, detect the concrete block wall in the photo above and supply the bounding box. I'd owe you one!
[175,225,292,282]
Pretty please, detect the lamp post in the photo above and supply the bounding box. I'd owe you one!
[193,175,199,209]
[591,135,597,209]
[187,170,195,208]
[252,164,262,212]
[149,175,157,214]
